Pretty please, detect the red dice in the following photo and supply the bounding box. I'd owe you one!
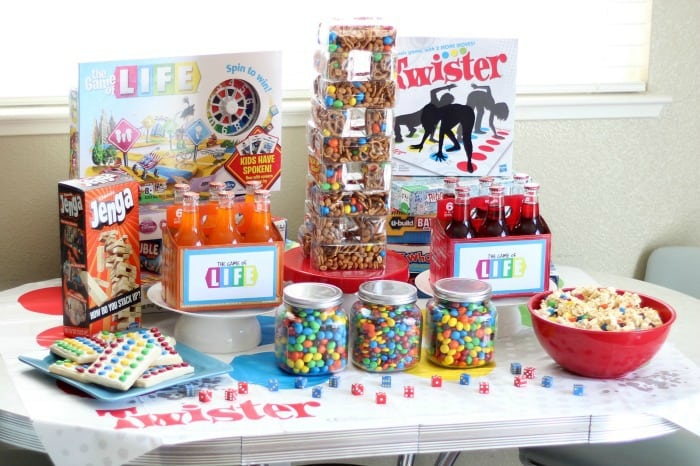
[198,389,213,402]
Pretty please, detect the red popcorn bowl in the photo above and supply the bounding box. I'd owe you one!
[527,287,677,378]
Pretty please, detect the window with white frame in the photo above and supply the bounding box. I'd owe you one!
[1,0,651,100]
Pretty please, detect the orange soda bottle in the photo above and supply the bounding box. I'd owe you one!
[174,192,205,246]
[166,183,190,232]
[244,189,283,243]
[237,180,262,238]
[202,181,225,238]
[205,190,242,245]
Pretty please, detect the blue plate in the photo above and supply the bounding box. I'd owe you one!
[18,343,231,402]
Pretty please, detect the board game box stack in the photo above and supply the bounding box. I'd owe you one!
[69,52,284,288]
[299,18,398,272]
[386,37,523,286]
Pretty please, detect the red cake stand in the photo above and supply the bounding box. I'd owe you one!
[284,247,410,294]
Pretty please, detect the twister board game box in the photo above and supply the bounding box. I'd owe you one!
[392,38,517,178]
[71,52,282,203]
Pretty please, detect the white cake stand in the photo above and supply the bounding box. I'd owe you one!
[147,283,275,354]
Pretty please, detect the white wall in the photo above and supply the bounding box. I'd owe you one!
[0,0,698,291]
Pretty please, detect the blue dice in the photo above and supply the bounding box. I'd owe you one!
[510,362,522,375]
[381,375,392,388]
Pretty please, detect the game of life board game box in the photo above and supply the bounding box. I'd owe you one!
[70,52,282,203]
[392,37,517,178]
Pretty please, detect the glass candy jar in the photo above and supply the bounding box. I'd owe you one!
[275,282,348,375]
[350,280,422,372]
[426,278,496,368]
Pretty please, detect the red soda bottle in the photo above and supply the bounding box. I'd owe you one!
[445,186,476,239]
[477,184,509,238]
[512,182,549,235]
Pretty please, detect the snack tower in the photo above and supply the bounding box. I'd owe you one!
[301,18,397,271]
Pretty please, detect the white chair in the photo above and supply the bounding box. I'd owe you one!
[519,245,700,466]
[644,246,700,298]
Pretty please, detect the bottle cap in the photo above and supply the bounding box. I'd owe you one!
[283,282,344,309]
[357,280,417,306]
[431,278,492,303]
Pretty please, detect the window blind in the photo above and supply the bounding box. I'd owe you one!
[1,0,650,99]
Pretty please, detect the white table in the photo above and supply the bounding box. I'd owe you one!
[1,267,698,466]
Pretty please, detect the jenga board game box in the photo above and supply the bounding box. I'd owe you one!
[392,37,517,178]
[429,195,551,298]
[160,228,283,313]
[70,51,282,203]
[58,173,142,337]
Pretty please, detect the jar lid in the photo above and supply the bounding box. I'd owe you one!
[357,280,417,306]
[431,278,492,302]
[283,282,344,309]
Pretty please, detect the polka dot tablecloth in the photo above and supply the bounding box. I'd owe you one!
[2,278,700,466]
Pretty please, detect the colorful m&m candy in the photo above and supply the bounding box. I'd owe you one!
[275,282,348,375]
[426,278,496,369]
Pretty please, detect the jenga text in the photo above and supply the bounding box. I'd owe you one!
[59,193,84,219]
[90,188,135,228]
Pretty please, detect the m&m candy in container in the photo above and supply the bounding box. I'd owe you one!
[351,280,422,372]
[426,278,496,368]
[275,282,348,375]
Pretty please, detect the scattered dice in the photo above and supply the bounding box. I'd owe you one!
[268,378,279,392]
[514,376,527,388]
[510,362,522,375]
[459,373,471,385]
[237,381,248,394]
[523,367,536,379]
[431,375,443,387]
[573,384,584,396]
[381,375,392,388]
[312,386,323,398]
[403,385,415,398]
[328,375,340,388]
[295,377,307,389]
[224,388,237,401]
[375,392,387,404]
[198,389,213,402]
[351,383,364,396]
[479,381,490,394]
[541,375,554,388]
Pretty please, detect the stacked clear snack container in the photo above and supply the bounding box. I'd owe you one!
[300,18,397,272]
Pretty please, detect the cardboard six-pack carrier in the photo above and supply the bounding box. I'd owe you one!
[429,194,551,298]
